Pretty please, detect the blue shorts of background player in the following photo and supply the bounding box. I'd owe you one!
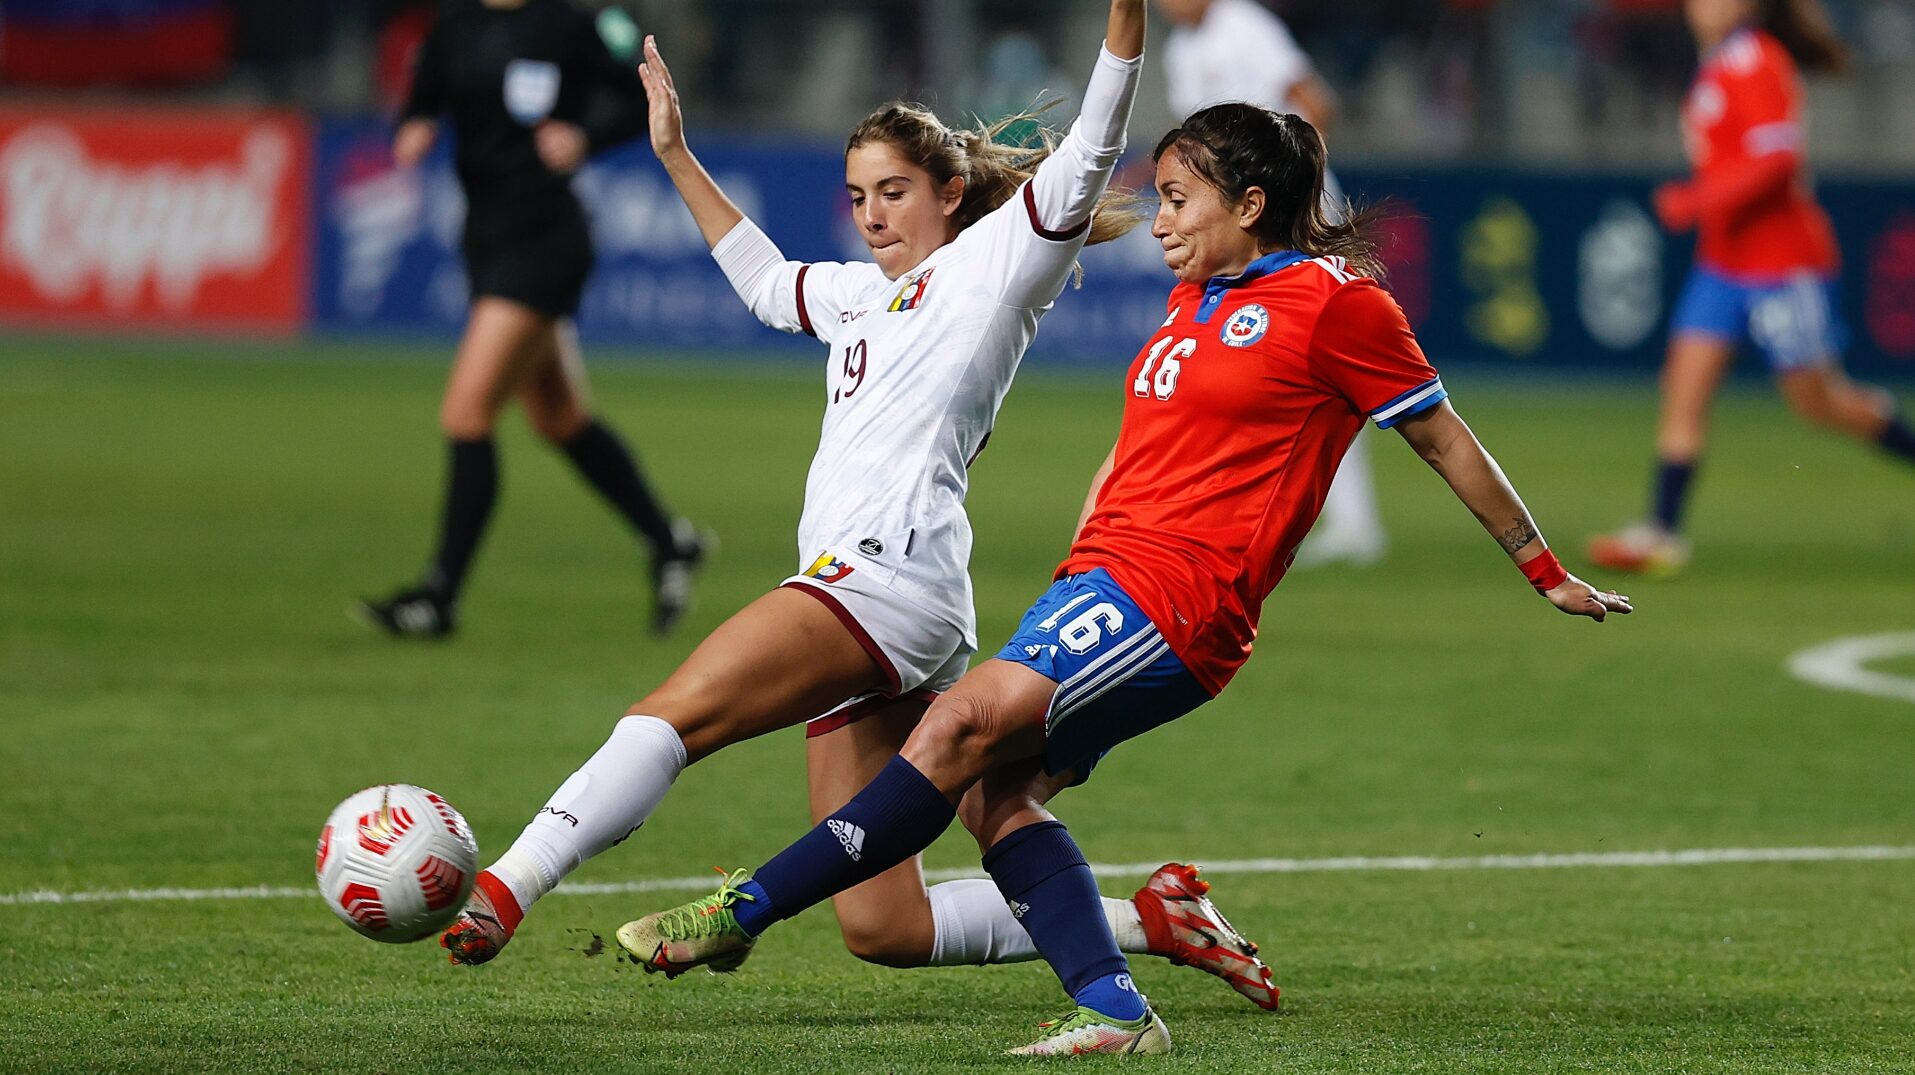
[994,568,1213,782]
[1671,264,1846,371]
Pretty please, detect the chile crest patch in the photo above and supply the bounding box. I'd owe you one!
[1220,303,1269,348]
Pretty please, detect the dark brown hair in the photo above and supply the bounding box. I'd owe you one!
[1152,104,1385,280]
[847,103,1146,248]
[1756,0,1847,74]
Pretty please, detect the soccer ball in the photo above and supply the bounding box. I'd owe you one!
[315,784,478,943]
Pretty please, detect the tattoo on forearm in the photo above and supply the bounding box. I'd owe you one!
[1498,517,1538,556]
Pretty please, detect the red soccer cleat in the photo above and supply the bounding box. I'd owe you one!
[439,870,525,965]
[1133,863,1280,1011]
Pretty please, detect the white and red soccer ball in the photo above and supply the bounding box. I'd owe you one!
[315,784,478,943]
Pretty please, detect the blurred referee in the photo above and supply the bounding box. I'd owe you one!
[362,0,706,639]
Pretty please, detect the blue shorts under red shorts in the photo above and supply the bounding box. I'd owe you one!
[994,568,1213,781]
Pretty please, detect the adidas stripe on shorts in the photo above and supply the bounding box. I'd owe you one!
[995,567,1212,781]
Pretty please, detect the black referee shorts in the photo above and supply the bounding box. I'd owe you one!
[463,211,594,319]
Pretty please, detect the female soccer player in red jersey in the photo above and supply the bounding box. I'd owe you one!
[1589,0,1915,576]
[618,103,1632,1056]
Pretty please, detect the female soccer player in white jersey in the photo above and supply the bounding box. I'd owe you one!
[1157,0,1386,568]
[437,0,1281,1008]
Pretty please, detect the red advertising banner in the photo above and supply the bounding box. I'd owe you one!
[0,107,310,334]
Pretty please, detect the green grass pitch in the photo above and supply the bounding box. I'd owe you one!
[2,339,1913,1073]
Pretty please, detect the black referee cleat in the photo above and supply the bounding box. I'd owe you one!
[357,585,457,639]
[651,520,711,635]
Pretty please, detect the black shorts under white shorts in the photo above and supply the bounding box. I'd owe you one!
[463,211,594,319]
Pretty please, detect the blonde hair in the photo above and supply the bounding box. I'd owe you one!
[847,103,1148,251]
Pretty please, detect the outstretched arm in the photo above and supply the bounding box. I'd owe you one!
[638,34,850,337]
[1036,0,1145,214]
[1106,0,1144,60]
[1394,402,1633,621]
[994,1,1145,308]
[637,34,743,249]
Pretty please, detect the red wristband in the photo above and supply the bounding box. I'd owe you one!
[1519,549,1568,593]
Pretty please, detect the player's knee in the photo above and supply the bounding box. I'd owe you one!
[1781,383,1839,429]
[439,396,496,440]
[527,406,587,445]
[918,692,1011,762]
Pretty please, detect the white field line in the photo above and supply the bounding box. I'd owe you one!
[6,844,1914,908]
[1788,632,1915,705]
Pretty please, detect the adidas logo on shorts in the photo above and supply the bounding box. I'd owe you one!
[1008,899,1031,919]
[828,819,866,861]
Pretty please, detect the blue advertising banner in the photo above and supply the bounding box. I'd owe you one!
[1339,168,1915,380]
[312,118,851,353]
[310,120,1914,377]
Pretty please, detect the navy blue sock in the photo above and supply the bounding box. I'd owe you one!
[1651,459,1696,533]
[983,821,1143,1021]
[1879,414,1915,464]
[732,756,955,937]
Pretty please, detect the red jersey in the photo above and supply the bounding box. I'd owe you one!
[1682,28,1837,276]
[1058,252,1442,694]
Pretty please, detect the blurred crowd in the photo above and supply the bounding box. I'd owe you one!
[3,0,1914,167]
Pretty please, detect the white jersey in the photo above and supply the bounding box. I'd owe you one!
[1164,0,1312,117]
[710,46,1143,647]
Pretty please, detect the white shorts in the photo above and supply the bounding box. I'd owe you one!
[780,564,973,739]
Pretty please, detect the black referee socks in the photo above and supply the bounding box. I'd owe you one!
[426,436,499,599]
[561,420,676,554]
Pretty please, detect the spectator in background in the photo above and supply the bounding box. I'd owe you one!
[1157,0,1388,567]
[361,0,706,638]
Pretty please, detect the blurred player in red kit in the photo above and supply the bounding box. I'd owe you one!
[1590,0,1915,576]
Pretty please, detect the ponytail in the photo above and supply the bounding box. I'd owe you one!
[847,103,1149,249]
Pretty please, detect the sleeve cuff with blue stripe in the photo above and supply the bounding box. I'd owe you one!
[1370,377,1447,429]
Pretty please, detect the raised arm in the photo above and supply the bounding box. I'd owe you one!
[637,35,744,248]
[1106,0,1144,60]
[1394,402,1632,621]
[634,34,847,336]
[993,1,1145,308]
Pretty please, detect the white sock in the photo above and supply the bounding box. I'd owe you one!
[1107,893,1150,953]
[926,879,1150,966]
[485,714,686,912]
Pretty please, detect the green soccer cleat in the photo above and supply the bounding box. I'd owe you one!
[1008,1004,1172,1057]
[614,868,758,978]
